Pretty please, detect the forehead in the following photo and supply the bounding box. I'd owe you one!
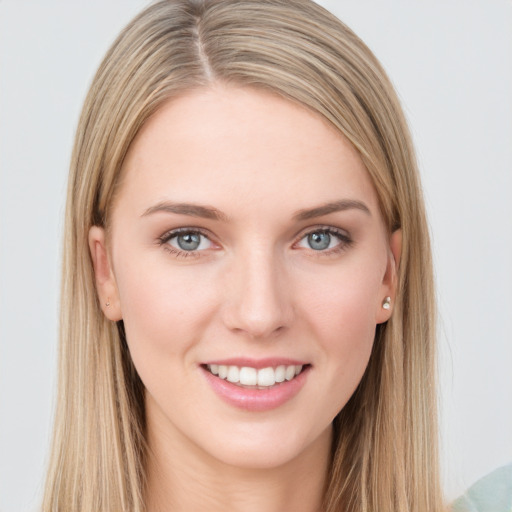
[117,85,380,219]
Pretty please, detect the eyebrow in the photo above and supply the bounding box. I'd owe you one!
[141,201,229,222]
[141,198,370,223]
[293,199,371,221]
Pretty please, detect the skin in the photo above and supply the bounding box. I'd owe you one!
[89,85,401,512]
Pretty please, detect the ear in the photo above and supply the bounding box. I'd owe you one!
[376,229,402,324]
[89,226,123,321]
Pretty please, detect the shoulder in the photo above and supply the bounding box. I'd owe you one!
[451,463,512,512]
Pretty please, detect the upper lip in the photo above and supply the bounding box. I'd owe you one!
[202,358,309,369]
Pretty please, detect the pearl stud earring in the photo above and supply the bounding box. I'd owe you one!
[382,296,391,310]
[105,299,111,307]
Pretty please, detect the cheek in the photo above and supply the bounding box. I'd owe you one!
[298,261,383,396]
[302,261,382,338]
[112,252,218,371]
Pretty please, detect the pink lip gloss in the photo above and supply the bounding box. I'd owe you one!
[200,360,310,412]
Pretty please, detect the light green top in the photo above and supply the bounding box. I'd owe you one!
[451,463,512,512]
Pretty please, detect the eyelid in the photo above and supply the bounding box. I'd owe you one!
[293,225,353,252]
[294,224,351,241]
[158,226,220,258]
[157,224,352,259]
[158,226,214,244]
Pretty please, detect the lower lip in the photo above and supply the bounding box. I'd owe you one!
[201,366,310,412]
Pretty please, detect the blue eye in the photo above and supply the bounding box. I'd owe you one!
[297,228,350,252]
[307,231,331,250]
[175,232,200,250]
[166,231,212,252]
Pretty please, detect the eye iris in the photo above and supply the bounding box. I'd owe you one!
[308,231,331,250]
[177,232,201,251]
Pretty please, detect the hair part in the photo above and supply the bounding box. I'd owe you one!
[43,1,443,510]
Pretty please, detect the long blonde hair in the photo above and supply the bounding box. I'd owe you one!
[43,1,443,510]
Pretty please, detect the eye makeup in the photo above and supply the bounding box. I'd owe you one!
[156,223,354,260]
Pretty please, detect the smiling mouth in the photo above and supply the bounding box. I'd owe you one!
[203,363,308,389]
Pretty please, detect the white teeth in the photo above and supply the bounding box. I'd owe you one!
[207,363,304,387]
[227,366,240,383]
[275,365,286,383]
[218,365,228,379]
[285,365,296,381]
[257,367,276,387]
[239,367,257,386]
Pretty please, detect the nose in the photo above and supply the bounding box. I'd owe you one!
[221,248,294,339]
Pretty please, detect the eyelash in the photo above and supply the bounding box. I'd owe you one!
[295,226,353,256]
[158,227,212,259]
[157,226,353,259]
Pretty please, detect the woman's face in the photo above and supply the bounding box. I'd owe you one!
[90,86,399,470]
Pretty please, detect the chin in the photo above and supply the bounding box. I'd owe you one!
[198,422,332,471]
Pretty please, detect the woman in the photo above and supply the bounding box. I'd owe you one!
[43,0,444,510]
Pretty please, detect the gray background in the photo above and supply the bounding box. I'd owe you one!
[1,1,511,510]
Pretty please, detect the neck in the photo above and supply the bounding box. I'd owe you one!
[145,410,332,512]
